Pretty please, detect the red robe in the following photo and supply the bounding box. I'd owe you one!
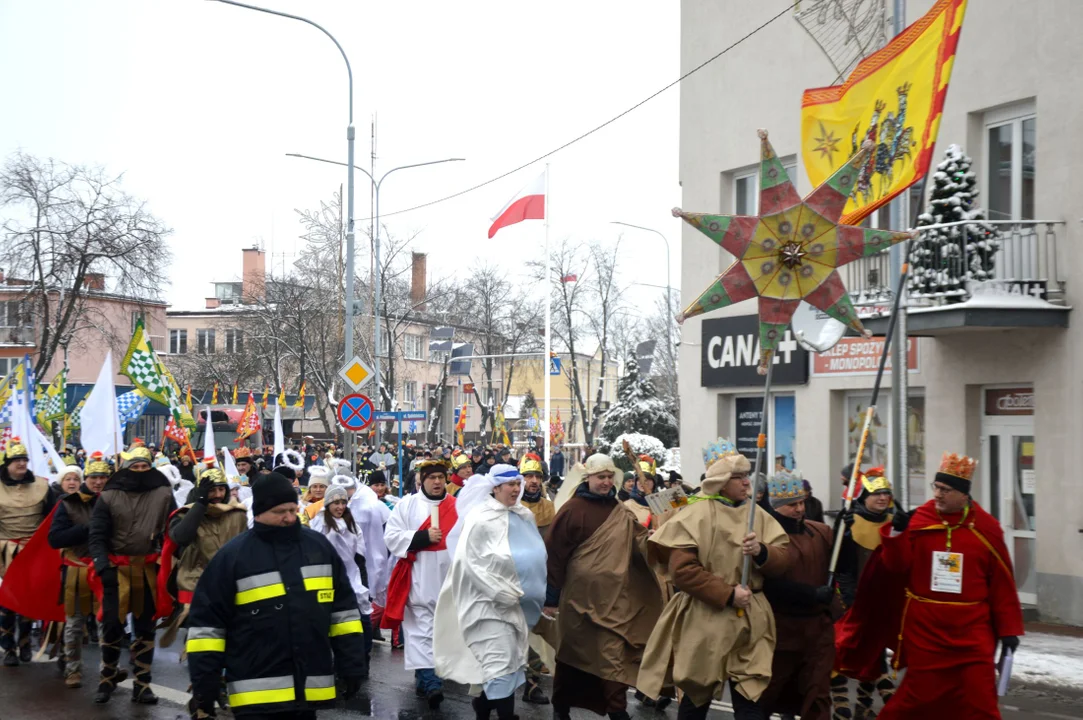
[877,500,1023,719]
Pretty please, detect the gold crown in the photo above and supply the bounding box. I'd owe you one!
[121,446,154,465]
[233,447,253,460]
[861,465,893,495]
[518,453,544,476]
[452,454,473,471]
[4,437,28,461]
[938,452,977,481]
[199,467,228,485]
[637,454,658,476]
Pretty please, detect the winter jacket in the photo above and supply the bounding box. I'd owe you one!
[186,519,367,715]
[87,468,175,573]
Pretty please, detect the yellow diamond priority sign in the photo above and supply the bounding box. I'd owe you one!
[338,356,374,391]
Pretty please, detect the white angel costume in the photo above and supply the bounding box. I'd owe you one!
[383,484,456,671]
[310,510,372,615]
[348,483,393,606]
[434,465,547,699]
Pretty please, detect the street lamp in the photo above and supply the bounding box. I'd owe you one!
[210,0,360,466]
[610,221,674,352]
[286,153,464,433]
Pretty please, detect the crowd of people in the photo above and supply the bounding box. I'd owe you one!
[0,431,1024,720]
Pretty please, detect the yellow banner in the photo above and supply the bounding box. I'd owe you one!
[801,0,967,225]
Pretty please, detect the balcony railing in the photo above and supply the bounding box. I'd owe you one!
[846,220,1066,307]
[0,325,35,346]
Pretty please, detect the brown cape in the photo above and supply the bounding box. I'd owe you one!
[554,501,664,686]
[637,498,789,706]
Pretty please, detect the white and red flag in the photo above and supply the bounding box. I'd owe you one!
[488,170,546,239]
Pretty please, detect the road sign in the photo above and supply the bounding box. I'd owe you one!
[375,410,427,423]
[550,356,562,376]
[338,356,374,391]
[337,393,375,431]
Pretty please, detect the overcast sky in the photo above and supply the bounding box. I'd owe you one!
[0,0,683,316]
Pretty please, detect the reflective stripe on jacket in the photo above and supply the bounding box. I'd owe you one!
[185,520,366,715]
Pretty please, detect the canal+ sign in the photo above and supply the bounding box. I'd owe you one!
[701,314,809,388]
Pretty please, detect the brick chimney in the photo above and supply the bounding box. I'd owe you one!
[84,273,105,291]
[410,252,427,311]
[241,246,266,303]
[206,297,221,309]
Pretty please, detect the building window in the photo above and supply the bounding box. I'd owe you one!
[215,282,243,305]
[0,301,30,328]
[169,329,188,355]
[404,334,424,360]
[197,329,215,355]
[733,394,796,471]
[731,161,799,216]
[131,310,146,332]
[379,332,390,358]
[0,358,12,377]
[224,329,243,354]
[844,391,926,509]
[985,106,1036,221]
[404,381,417,405]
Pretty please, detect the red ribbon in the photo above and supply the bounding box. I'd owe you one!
[380,497,457,631]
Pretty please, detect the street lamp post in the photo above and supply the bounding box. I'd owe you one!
[211,0,359,466]
[286,153,464,438]
[610,221,674,352]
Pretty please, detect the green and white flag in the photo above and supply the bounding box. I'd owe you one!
[120,319,196,429]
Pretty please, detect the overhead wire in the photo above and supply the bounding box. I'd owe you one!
[361,1,801,221]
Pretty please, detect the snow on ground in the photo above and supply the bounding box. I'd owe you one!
[1013,632,1083,691]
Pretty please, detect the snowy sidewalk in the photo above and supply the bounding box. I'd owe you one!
[1013,631,1083,693]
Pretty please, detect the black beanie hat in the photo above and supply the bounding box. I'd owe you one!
[273,465,296,482]
[369,469,388,486]
[252,472,299,516]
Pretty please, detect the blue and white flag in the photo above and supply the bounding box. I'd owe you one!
[117,390,150,432]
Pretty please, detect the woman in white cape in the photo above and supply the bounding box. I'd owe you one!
[309,484,373,674]
[434,464,547,720]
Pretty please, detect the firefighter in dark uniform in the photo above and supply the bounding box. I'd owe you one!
[186,471,366,719]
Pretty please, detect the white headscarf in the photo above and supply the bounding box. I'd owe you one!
[446,463,527,557]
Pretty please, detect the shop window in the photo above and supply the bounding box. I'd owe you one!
[844,391,926,506]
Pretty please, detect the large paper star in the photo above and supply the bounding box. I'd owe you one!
[675,129,913,372]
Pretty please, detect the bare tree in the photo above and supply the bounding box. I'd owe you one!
[583,240,627,443]
[0,152,172,376]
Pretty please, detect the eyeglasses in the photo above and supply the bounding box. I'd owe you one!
[929,483,958,495]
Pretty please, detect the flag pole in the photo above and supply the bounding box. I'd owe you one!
[543,163,552,469]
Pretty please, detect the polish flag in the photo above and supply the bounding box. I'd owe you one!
[488,171,546,239]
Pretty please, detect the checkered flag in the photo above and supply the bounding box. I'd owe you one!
[117,390,150,432]
[120,319,195,429]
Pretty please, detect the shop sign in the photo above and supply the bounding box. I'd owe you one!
[701,315,809,388]
[735,397,763,460]
[984,387,1034,416]
[811,337,920,376]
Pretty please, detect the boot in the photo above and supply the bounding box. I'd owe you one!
[2,650,17,667]
[831,672,853,720]
[553,707,572,720]
[66,671,83,689]
[132,684,159,704]
[607,712,632,720]
[854,681,877,720]
[876,672,896,706]
[473,693,491,720]
[522,676,550,704]
[93,667,128,703]
[131,636,158,704]
[18,643,31,663]
[635,689,657,707]
[426,688,444,709]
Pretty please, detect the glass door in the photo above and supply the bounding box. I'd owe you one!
[983,419,1037,605]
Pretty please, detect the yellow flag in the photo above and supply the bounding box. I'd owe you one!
[294,381,306,408]
[212,382,219,405]
[231,383,238,405]
[801,0,967,225]
[277,387,286,408]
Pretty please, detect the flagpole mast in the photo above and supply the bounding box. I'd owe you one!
[543,164,552,470]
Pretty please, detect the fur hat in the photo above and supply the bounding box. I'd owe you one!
[701,451,752,496]
[306,466,331,487]
[583,453,618,477]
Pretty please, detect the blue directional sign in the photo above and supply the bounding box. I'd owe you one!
[375,410,428,423]
[337,393,375,432]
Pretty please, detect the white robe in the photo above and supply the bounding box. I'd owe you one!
[434,496,542,688]
[383,491,455,670]
[310,514,372,615]
[349,486,392,605]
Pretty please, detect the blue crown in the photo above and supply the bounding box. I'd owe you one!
[703,438,739,469]
[768,469,806,501]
